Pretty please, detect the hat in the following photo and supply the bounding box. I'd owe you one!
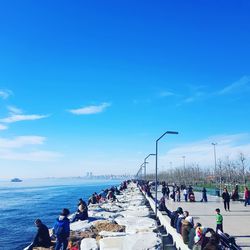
[177,207,183,214]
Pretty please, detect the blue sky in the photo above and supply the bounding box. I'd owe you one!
[0,1,250,178]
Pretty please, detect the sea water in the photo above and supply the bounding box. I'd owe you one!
[0,178,122,250]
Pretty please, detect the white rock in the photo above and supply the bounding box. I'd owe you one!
[94,211,122,219]
[70,220,91,231]
[80,238,98,250]
[99,231,127,237]
[115,216,156,229]
[99,232,162,250]
[120,207,150,218]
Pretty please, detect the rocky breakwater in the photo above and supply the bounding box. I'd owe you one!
[68,182,162,250]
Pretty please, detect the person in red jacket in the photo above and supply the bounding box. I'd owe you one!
[244,187,250,207]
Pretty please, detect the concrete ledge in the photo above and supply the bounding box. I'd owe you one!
[142,192,189,250]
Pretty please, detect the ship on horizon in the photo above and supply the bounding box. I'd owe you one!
[11,178,23,182]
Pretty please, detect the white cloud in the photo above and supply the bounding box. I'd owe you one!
[0,150,62,161]
[0,106,48,124]
[0,124,8,130]
[0,135,62,161]
[0,114,49,123]
[7,106,23,114]
[160,133,250,168]
[0,136,45,148]
[217,76,250,95]
[0,89,12,99]
[69,102,111,115]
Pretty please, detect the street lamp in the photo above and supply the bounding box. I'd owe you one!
[155,131,178,217]
[137,163,144,180]
[140,163,144,180]
[211,143,217,176]
[144,153,156,180]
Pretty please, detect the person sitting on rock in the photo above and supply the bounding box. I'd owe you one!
[27,219,51,250]
[107,189,117,201]
[158,196,167,211]
[170,207,183,228]
[72,199,88,222]
[181,216,194,244]
[68,238,80,250]
[88,193,97,205]
[203,233,220,250]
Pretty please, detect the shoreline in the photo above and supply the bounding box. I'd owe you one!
[25,180,162,250]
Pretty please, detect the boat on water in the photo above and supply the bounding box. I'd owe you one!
[11,178,23,182]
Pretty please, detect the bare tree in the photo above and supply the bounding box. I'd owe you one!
[239,152,247,184]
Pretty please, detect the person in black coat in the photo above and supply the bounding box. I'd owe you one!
[200,187,208,202]
[28,219,51,250]
[222,188,230,211]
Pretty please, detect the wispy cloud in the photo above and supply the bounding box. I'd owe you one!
[7,106,23,114]
[0,124,8,130]
[217,76,250,95]
[0,89,12,99]
[160,133,250,168]
[0,114,49,123]
[0,136,45,148]
[0,106,49,123]
[177,87,207,106]
[0,135,62,161]
[0,150,62,161]
[69,102,111,115]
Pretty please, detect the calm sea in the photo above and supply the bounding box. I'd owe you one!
[0,178,122,250]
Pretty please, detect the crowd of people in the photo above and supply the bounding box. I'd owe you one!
[26,179,248,250]
[160,182,208,203]
[139,180,246,250]
[27,181,129,250]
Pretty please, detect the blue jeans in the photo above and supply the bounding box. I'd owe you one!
[245,198,250,206]
[55,238,68,250]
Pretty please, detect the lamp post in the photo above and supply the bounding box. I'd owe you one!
[144,153,156,180]
[211,142,217,177]
[140,163,144,180]
[155,131,178,217]
[212,142,220,194]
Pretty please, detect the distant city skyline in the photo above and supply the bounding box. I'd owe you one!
[0,1,250,178]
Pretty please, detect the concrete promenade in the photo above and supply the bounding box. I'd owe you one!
[156,189,250,248]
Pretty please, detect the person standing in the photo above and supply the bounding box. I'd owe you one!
[244,187,250,206]
[27,219,51,250]
[166,185,170,199]
[222,188,230,211]
[162,184,167,198]
[200,187,208,202]
[183,187,188,202]
[176,187,181,202]
[53,208,70,250]
[171,187,176,202]
[215,208,223,232]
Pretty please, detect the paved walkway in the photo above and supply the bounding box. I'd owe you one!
[156,190,250,248]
